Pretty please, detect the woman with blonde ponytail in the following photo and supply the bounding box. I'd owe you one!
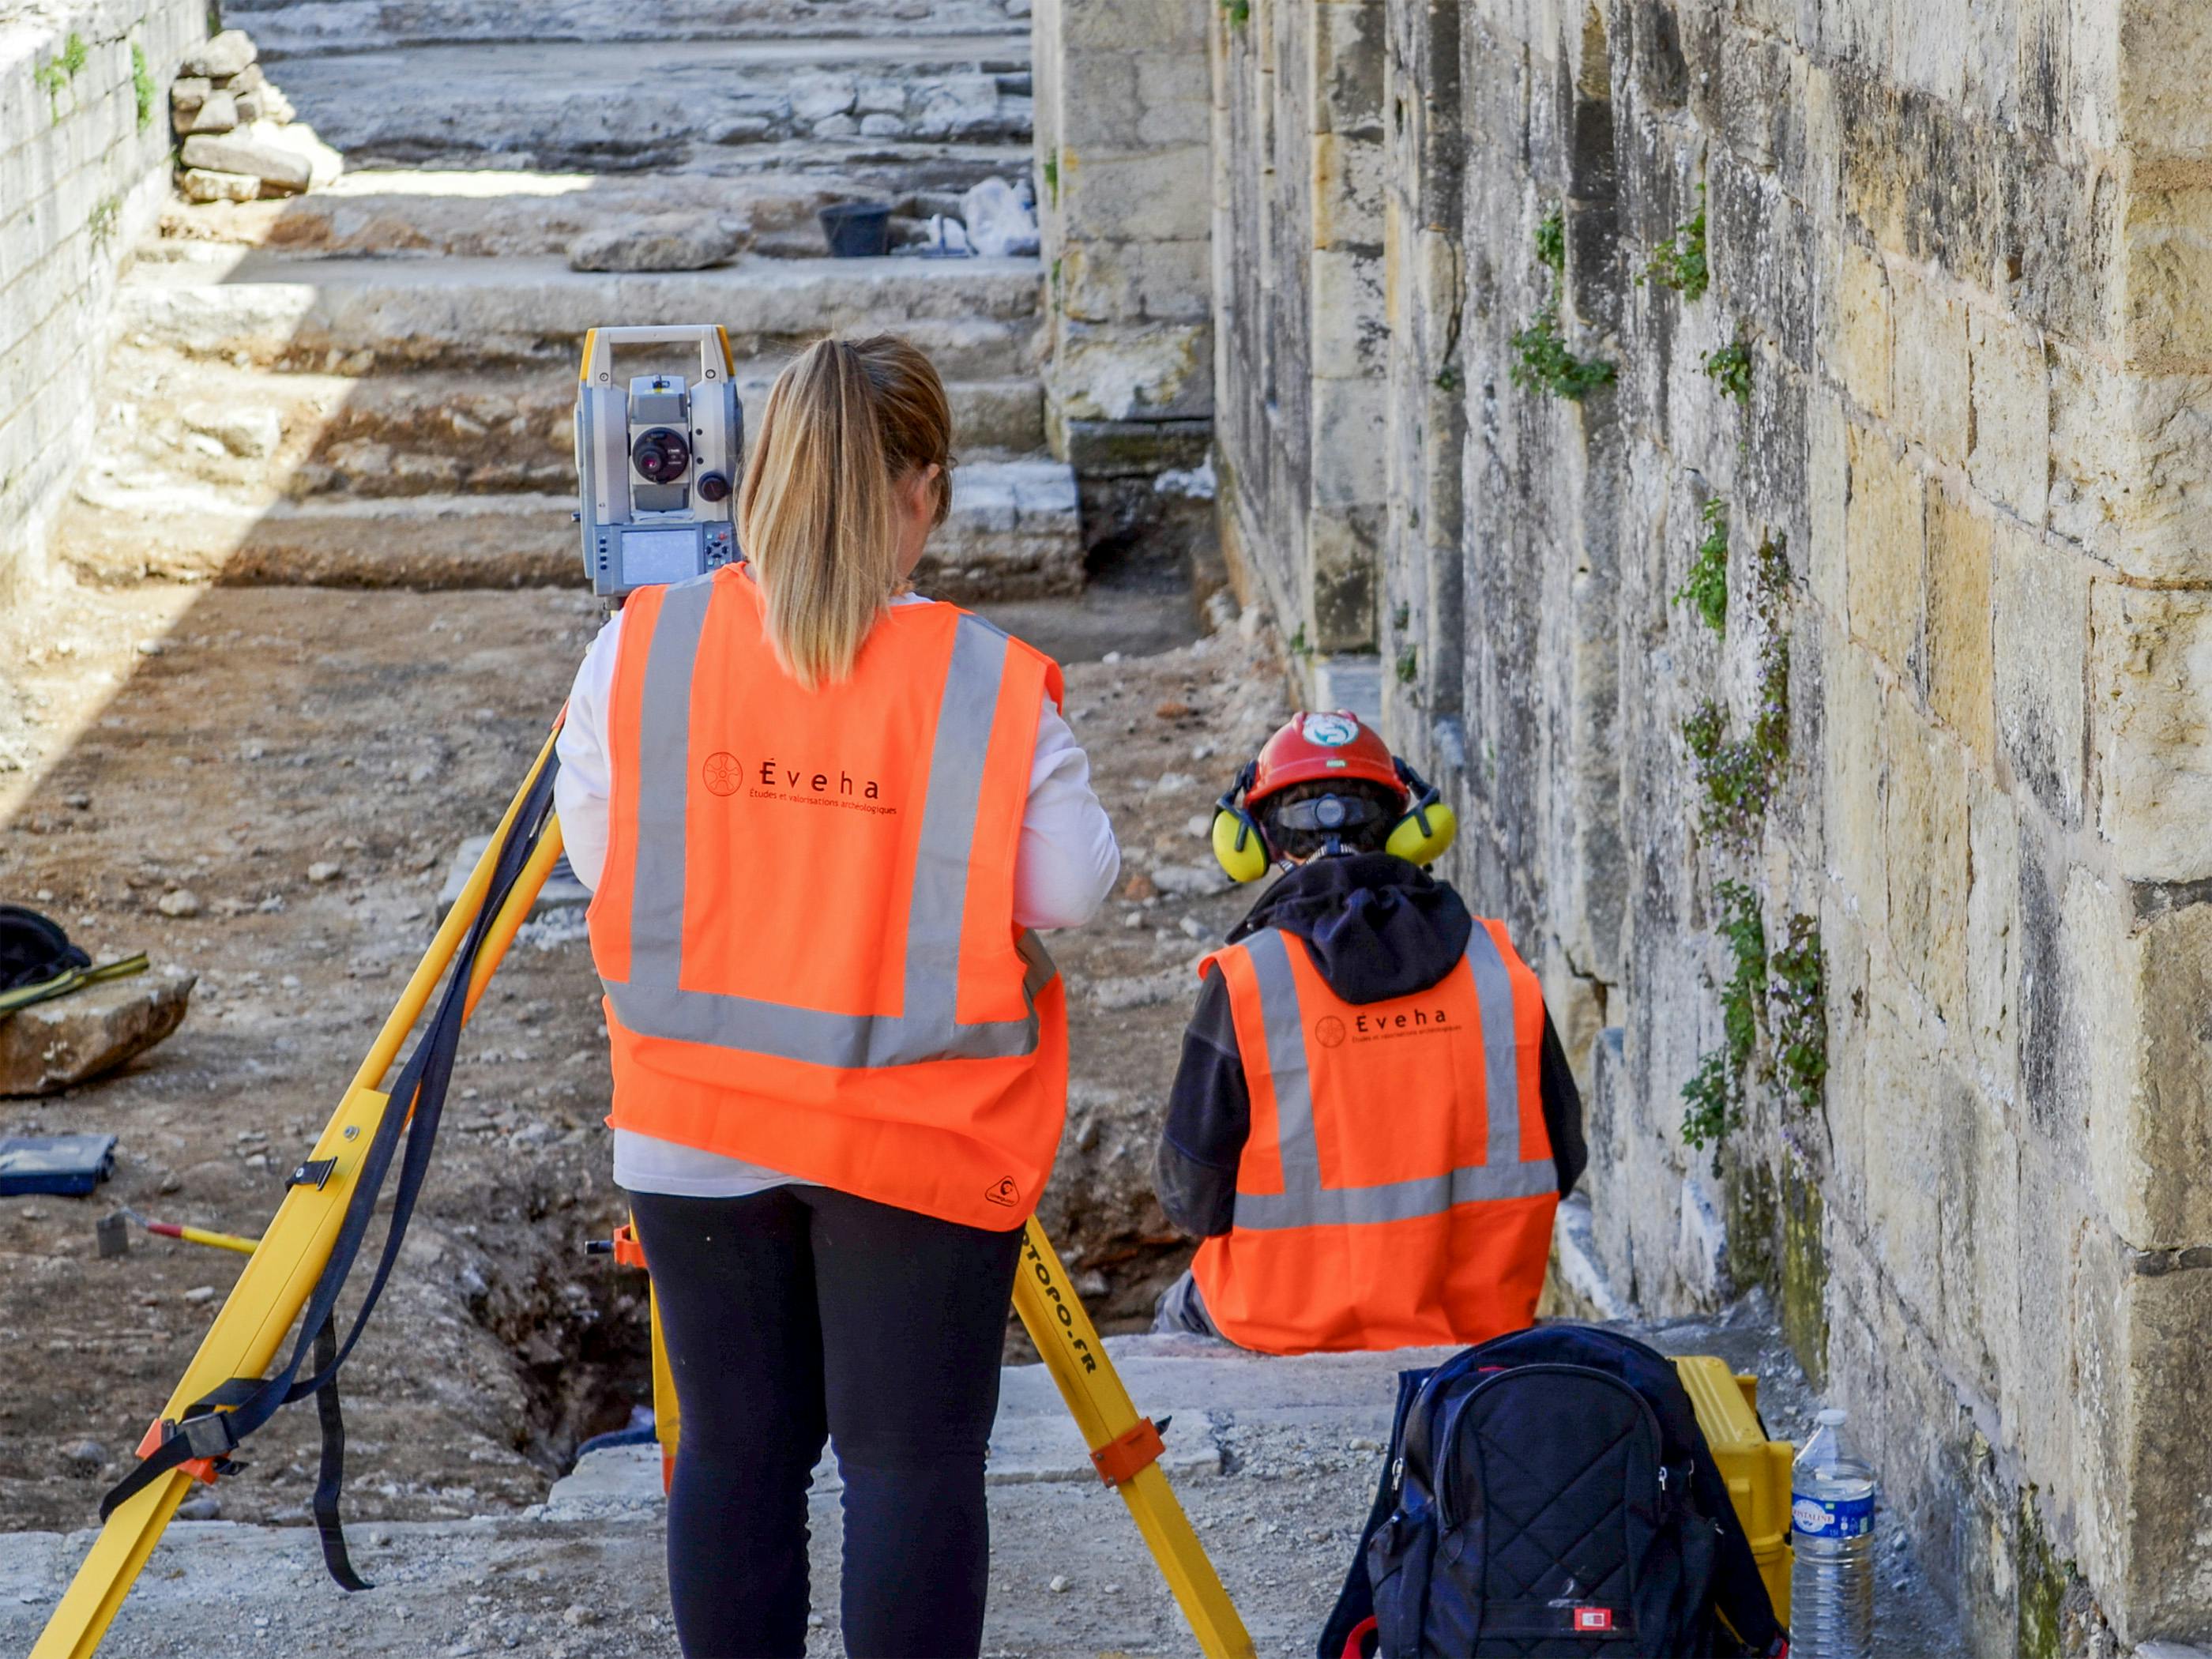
[554,335,1119,1657]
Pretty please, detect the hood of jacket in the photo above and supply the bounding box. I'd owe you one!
[1226,853,1473,1006]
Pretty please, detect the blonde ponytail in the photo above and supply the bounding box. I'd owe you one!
[739,335,954,687]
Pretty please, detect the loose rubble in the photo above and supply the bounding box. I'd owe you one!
[168,30,339,199]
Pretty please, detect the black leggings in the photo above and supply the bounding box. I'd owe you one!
[626,1186,1024,1659]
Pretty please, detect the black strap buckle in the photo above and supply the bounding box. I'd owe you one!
[288,1157,337,1190]
[179,1410,240,1461]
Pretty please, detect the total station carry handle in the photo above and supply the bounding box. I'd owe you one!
[578,325,734,386]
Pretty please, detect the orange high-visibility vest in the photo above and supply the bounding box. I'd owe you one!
[1191,921,1558,1353]
[586,566,1068,1230]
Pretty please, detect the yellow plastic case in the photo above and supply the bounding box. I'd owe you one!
[1674,1356,1794,1625]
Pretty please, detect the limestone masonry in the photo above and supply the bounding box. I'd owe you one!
[1043,0,2212,1650]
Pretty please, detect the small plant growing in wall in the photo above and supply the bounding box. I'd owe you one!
[1682,880,1765,1153]
[1702,337,1752,404]
[87,196,121,254]
[1221,0,1251,24]
[1674,495,1729,635]
[33,32,89,118]
[1511,299,1616,401]
[132,43,156,130]
[1534,205,1566,274]
[1041,153,1059,208]
[1680,533,1791,851]
[1513,205,1613,402]
[1768,914,1826,1112]
[1638,184,1708,300]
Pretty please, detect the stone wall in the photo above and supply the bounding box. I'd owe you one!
[1030,0,1215,480]
[0,0,204,619]
[1206,0,2212,1648]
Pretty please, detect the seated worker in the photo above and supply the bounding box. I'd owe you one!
[1152,713,1586,1354]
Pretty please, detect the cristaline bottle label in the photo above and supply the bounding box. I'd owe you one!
[1792,1491,1874,1540]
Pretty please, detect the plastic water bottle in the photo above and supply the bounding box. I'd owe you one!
[1790,1407,1875,1659]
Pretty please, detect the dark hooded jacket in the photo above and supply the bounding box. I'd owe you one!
[1155,854,1587,1238]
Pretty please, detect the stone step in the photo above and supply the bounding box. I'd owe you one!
[159,164,1033,261]
[56,457,1082,601]
[268,36,1032,170]
[95,349,1045,505]
[115,249,1044,373]
[230,0,1028,58]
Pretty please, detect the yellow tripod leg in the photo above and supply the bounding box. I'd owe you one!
[33,735,565,1659]
[1012,1223,1257,1659]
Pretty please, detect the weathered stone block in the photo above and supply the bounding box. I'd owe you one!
[179,130,312,193]
[1965,771,2021,1098]
[0,969,195,1097]
[1310,247,1386,378]
[1844,423,1924,683]
[1313,131,1386,247]
[1924,483,1993,766]
[1890,265,1969,468]
[1830,237,1890,418]
[1807,389,1850,619]
[1051,322,1211,423]
[1883,689,1970,1022]
[2090,582,2212,883]
[181,28,255,81]
[1858,972,1948,1325]
[1991,519,2087,829]
[1308,376,1387,509]
[1824,642,1889,935]
[1966,305,2048,524]
[1060,236,1210,326]
[179,167,261,204]
[1058,147,1212,244]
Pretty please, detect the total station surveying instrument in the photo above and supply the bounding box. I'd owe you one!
[34,324,1258,1658]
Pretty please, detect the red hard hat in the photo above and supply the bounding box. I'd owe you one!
[1246,713,1408,807]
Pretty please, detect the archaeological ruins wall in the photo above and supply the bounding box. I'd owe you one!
[0,0,205,619]
[1193,0,2212,1648]
[1029,0,1216,480]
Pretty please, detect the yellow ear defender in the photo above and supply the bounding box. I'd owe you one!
[1211,763,1273,883]
[1382,758,1458,866]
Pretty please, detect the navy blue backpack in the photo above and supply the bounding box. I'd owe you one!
[1321,1326,1787,1658]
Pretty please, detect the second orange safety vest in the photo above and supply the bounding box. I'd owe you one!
[1192,920,1559,1353]
[585,566,1068,1229]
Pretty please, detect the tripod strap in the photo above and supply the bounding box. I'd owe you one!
[98,752,560,1587]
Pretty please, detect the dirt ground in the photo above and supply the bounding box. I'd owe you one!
[0,568,1286,1534]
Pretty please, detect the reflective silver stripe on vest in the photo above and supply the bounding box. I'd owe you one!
[1229,927,1556,1232]
[603,576,1053,1068]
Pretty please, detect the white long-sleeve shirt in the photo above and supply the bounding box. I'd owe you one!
[554,594,1120,1198]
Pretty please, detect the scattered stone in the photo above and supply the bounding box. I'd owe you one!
[175,1493,221,1521]
[184,1286,216,1304]
[1150,862,1229,897]
[791,76,857,122]
[567,219,742,274]
[859,114,904,137]
[188,91,239,134]
[0,966,195,1097]
[253,119,345,189]
[1048,1575,1070,1593]
[1090,971,1187,1011]
[1157,700,1196,720]
[235,88,266,122]
[136,638,166,656]
[220,63,265,95]
[61,1439,106,1471]
[1120,871,1158,901]
[561,1604,595,1627]
[812,114,860,139]
[180,168,261,205]
[307,861,344,882]
[706,115,770,145]
[182,403,280,458]
[170,75,212,112]
[156,888,202,917]
[182,29,257,79]
[179,131,312,194]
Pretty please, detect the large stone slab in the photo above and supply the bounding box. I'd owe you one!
[0,969,195,1097]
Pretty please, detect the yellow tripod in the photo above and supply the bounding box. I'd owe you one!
[33,731,1256,1659]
